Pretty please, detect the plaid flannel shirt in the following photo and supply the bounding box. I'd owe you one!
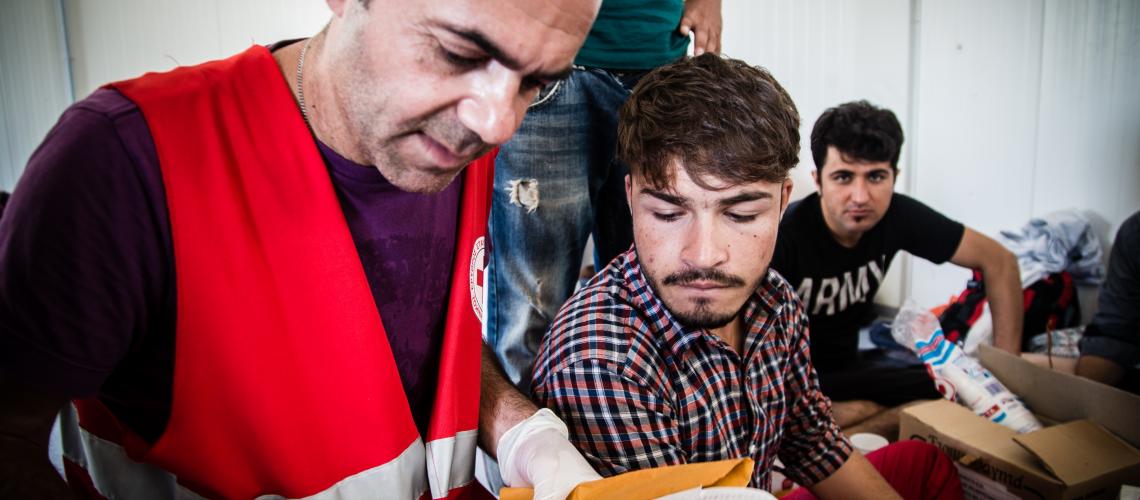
[532,248,853,489]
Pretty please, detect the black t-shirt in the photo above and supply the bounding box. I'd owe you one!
[770,192,965,371]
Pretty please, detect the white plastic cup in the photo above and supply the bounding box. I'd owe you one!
[849,433,889,455]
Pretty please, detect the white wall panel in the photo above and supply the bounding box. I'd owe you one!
[908,0,1140,313]
[909,0,1046,308]
[0,0,73,191]
[65,0,329,98]
[1032,0,1140,248]
[65,0,223,99]
[216,1,333,60]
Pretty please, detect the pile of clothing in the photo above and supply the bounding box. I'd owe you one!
[999,209,1104,287]
[936,209,1105,354]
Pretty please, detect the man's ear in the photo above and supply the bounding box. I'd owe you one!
[811,168,820,187]
[624,175,633,213]
[327,0,348,17]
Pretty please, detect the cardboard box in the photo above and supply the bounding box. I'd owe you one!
[900,344,1140,500]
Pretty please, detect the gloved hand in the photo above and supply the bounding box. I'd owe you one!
[497,408,602,500]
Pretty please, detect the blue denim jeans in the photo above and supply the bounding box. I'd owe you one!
[486,67,644,392]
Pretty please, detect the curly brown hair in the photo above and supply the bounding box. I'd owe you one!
[618,54,800,190]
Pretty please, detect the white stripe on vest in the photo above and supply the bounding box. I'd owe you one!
[425,429,478,498]
[61,404,469,500]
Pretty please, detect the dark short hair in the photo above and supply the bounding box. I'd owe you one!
[618,54,800,190]
[810,100,903,173]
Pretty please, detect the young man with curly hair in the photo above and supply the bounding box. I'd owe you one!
[532,55,963,499]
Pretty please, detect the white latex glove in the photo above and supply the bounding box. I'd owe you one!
[497,408,602,500]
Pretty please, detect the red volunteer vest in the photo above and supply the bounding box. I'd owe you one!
[66,45,489,499]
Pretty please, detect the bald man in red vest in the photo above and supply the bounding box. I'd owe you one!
[0,0,602,498]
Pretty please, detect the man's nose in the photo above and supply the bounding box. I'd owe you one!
[456,61,529,145]
[850,178,871,204]
[680,217,728,269]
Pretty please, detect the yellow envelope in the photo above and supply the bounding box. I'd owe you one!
[500,458,754,500]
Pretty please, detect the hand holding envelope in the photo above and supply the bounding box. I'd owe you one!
[496,408,603,500]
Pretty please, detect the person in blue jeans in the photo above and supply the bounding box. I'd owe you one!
[487,0,724,392]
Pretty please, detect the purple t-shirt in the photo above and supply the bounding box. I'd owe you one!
[0,88,460,440]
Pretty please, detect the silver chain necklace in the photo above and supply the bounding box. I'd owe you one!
[295,37,312,126]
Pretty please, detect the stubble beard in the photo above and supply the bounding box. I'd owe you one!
[643,264,753,330]
[672,297,738,330]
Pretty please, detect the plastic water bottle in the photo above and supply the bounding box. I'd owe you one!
[892,301,1042,434]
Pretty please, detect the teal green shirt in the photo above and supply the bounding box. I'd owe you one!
[575,0,689,71]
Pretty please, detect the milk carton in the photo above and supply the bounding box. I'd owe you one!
[893,301,1042,434]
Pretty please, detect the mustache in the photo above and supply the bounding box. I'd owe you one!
[663,267,746,287]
